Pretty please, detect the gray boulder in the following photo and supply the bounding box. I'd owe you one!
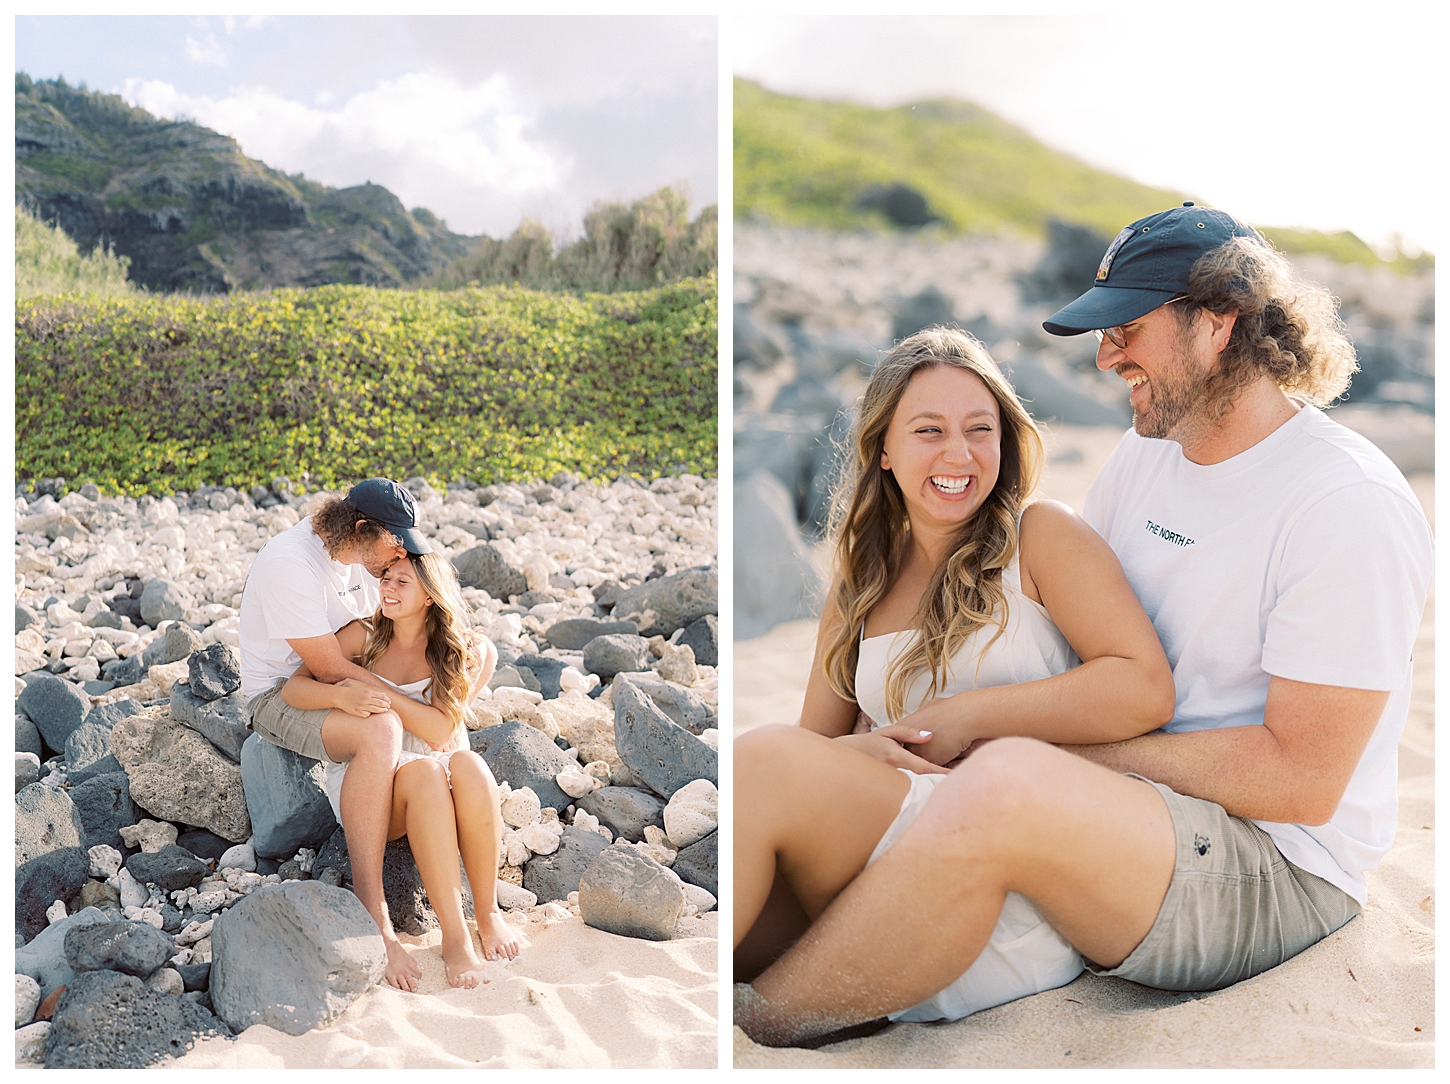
[65,919,175,977]
[582,634,651,680]
[576,786,666,843]
[513,654,568,699]
[672,829,717,897]
[677,614,719,668]
[311,829,435,935]
[17,906,111,998]
[467,720,575,812]
[612,682,718,800]
[16,673,91,754]
[615,672,714,732]
[17,601,40,633]
[453,543,528,600]
[64,719,122,784]
[69,771,138,853]
[734,469,822,640]
[155,621,204,665]
[545,617,640,651]
[138,579,195,629]
[239,734,338,859]
[176,828,231,861]
[187,643,242,701]
[44,969,229,1068]
[210,880,386,1035]
[171,683,250,762]
[578,846,685,941]
[522,826,611,903]
[17,751,42,792]
[489,664,541,694]
[16,848,90,943]
[102,654,144,688]
[16,783,84,865]
[612,568,718,637]
[17,712,44,757]
[125,845,209,893]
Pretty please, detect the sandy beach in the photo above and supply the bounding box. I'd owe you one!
[163,908,719,1069]
[733,421,1435,1069]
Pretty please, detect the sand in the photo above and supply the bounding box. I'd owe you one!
[165,908,718,1069]
[732,422,1435,1068]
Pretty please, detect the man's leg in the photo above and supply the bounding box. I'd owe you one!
[320,709,417,990]
[738,737,1175,1047]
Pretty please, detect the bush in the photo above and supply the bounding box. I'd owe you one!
[15,205,137,298]
[16,277,717,494]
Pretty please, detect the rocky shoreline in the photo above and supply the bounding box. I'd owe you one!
[15,472,719,1068]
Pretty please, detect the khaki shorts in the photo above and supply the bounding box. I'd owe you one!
[247,679,332,763]
[1087,775,1361,991]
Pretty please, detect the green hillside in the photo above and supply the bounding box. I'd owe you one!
[734,79,1430,271]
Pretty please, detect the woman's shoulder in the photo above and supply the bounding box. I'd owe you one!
[1018,499,1101,550]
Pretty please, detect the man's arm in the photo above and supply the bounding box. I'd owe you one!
[1061,676,1389,825]
[286,626,391,690]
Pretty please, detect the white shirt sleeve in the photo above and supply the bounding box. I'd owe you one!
[1261,481,1433,690]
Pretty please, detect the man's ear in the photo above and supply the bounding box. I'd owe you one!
[1203,307,1238,354]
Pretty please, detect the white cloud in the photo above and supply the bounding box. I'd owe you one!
[222,15,273,35]
[123,71,567,232]
[184,34,227,68]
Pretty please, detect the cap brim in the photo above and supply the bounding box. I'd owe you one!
[1043,285,1182,336]
[393,525,433,555]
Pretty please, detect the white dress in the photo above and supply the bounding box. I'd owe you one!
[854,550,1086,1022]
[322,675,469,824]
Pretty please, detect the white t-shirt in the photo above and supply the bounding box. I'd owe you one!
[1084,405,1432,905]
[238,519,381,699]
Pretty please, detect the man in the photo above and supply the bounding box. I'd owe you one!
[736,204,1434,1043]
[239,476,433,991]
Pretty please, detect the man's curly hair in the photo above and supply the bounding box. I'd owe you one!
[310,497,400,559]
[1175,236,1359,421]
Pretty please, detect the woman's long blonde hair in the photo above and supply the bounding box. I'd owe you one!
[360,551,475,729]
[822,327,1045,721]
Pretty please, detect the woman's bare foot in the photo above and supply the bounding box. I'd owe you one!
[478,910,521,961]
[441,936,487,989]
[383,933,422,992]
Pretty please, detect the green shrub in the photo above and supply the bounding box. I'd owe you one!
[16,277,717,494]
[15,205,137,298]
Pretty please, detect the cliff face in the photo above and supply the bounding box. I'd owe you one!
[16,74,475,292]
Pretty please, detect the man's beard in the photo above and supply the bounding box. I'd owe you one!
[1130,360,1213,440]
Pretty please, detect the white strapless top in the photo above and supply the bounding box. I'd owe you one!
[382,674,467,755]
[855,551,1080,726]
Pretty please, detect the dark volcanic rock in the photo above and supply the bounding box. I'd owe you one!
[17,674,91,753]
[453,543,528,600]
[187,643,242,701]
[576,786,666,843]
[611,568,718,637]
[64,919,176,977]
[69,771,138,853]
[64,718,122,784]
[125,845,209,893]
[16,906,111,998]
[170,683,250,761]
[176,962,211,992]
[17,848,90,943]
[44,969,230,1068]
[545,617,640,651]
[140,582,197,633]
[155,620,204,664]
[672,830,718,897]
[522,826,611,903]
[467,720,575,812]
[311,829,436,935]
[581,634,651,679]
[175,828,231,862]
[612,682,718,800]
[238,734,337,858]
[676,614,719,668]
[513,654,568,700]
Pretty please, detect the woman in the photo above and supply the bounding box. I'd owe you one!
[735,327,1175,1027]
[283,551,520,990]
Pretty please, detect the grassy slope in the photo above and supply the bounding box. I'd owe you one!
[735,79,1431,271]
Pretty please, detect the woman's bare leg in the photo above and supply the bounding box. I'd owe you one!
[734,726,911,961]
[446,750,520,960]
[388,758,485,988]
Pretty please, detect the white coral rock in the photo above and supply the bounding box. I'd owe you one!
[118,818,177,854]
[501,787,542,828]
[496,883,538,910]
[517,822,561,856]
[88,843,123,879]
[555,767,599,799]
[663,778,718,849]
[218,841,256,872]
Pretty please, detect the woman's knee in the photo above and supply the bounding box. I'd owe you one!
[395,756,450,800]
[447,751,498,796]
[735,725,824,785]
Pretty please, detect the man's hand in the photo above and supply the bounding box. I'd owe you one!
[332,678,394,719]
[833,725,949,775]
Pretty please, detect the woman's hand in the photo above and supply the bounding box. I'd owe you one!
[333,678,393,719]
[833,725,950,775]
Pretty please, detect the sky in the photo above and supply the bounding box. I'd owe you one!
[16,14,718,240]
[734,10,1441,256]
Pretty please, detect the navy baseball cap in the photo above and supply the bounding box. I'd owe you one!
[347,478,432,555]
[1043,202,1264,336]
